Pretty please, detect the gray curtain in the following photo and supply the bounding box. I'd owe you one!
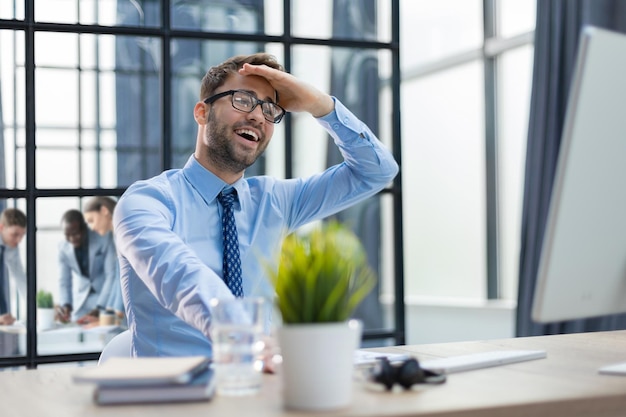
[516,0,626,337]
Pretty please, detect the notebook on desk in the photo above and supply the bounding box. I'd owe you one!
[73,356,211,387]
[93,367,216,405]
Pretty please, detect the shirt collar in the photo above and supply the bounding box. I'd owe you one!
[182,155,249,209]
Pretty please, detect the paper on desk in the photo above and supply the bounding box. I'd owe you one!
[83,325,122,334]
[73,356,211,387]
[354,350,411,366]
[0,323,26,334]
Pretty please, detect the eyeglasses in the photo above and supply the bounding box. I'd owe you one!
[203,90,286,124]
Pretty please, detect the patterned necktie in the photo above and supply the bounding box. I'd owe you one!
[217,188,243,297]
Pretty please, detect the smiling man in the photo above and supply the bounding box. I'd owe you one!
[113,53,399,358]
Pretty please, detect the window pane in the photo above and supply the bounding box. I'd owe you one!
[292,0,391,42]
[35,197,120,356]
[288,44,395,334]
[497,45,533,301]
[171,0,283,36]
[33,33,163,188]
[402,62,486,299]
[37,149,79,188]
[380,192,397,333]
[36,68,79,127]
[400,0,483,70]
[291,45,393,178]
[34,0,161,27]
[498,0,536,38]
[0,1,24,20]
[340,194,395,334]
[1,30,25,190]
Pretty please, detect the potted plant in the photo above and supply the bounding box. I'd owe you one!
[269,220,376,411]
[36,289,56,330]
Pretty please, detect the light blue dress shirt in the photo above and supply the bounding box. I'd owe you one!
[114,98,399,357]
[0,244,27,312]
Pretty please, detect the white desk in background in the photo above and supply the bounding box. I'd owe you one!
[4,330,626,416]
[0,323,123,356]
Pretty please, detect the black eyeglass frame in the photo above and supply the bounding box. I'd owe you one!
[203,89,286,124]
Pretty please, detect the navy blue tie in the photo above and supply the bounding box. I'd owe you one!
[217,188,243,297]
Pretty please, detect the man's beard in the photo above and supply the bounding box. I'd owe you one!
[204,108,268,174]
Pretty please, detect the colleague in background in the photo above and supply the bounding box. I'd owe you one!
[83,196,125,325]
[0,208,27,322]
[55,209,117,323]
[114,52,398,358]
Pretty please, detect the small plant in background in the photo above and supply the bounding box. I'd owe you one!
[270,220,376,324]
[36,290,54,309]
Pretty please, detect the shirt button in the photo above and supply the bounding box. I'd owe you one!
[332,123,340,130]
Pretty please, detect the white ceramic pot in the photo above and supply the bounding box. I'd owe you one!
[37,308,55,331]
[277,319,362,411]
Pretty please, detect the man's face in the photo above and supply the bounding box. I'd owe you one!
[0,224,26,248]
[200,73,276,174]
[63,221,86,248]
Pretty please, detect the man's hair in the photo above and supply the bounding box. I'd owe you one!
[0,208,27,228]
[84,196,117,214]
[61,209,87,230]
[199,53,284,101]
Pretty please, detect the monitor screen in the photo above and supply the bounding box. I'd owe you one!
[531,26,626,323]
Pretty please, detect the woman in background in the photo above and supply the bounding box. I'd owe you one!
[83,197,124,325]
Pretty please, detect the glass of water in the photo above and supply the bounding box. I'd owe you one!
[209,297,267,396]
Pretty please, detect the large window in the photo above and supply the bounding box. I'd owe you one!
[0,0,401,368]
[1,0,536,368]
[400,0,535,304]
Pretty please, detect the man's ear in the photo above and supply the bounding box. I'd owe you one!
[194,102,208,125]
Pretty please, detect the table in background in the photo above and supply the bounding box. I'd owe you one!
[3,331,626,416]
[0,323,123,356]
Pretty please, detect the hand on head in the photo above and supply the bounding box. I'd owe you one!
[238,63,334,118]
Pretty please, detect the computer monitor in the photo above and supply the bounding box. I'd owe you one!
[531,26,626,324]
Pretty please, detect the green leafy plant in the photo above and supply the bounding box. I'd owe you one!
[269,221,376,324]
[36,290,54,309]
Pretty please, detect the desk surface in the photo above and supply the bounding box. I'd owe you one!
[3,330,626,417]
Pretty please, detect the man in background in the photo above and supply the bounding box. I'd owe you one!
[55,209,117,323]
[0,208,27,322]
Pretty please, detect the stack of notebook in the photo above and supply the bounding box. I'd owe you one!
[73,356,215,405]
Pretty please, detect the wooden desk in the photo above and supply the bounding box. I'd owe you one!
[3,330,626,417]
